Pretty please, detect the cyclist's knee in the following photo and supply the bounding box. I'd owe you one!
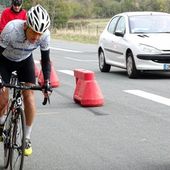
[22,90,35,102]
[0,90,9,115]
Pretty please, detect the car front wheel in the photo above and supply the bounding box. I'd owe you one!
[126,52,139,78]
[98,50,111,72]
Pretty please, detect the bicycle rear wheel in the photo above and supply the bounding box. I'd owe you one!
[10,108,25,170]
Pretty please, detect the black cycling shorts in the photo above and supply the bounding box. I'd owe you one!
[0,54,36,84]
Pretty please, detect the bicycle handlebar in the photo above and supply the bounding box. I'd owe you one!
[1,83,51,105]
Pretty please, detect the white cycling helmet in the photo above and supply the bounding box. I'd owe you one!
[27,4,50,33]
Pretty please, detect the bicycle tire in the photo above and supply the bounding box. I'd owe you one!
[3,109,13,169]
[9,108,25,170]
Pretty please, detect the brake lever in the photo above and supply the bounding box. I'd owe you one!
[47,96,50,104]
[42,95,50,105]
[42,86,52,105]
[42,97,48,105]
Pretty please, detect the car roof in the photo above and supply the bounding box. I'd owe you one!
[117,11,170,17]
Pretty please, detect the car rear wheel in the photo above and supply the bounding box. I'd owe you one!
[126,52,139,78]
[99,50,111,72]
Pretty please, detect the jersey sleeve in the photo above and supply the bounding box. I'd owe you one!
[40,30,50,51]
[0,21,14,48]
[0,10,8,33]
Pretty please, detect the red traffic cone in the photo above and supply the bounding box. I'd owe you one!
[73,69,104,107]
[38,62,60,88]
[34,63,40,77]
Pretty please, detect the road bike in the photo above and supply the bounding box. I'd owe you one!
[1,72,50,170]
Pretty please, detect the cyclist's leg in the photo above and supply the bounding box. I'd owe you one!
[17,54,36,156]
[0,89,9,141]
[0,56,12,139]
[18,54,36,128]
[0,90,9,118]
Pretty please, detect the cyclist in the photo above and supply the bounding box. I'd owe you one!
[0,0,27,33]
[0,4,51,156]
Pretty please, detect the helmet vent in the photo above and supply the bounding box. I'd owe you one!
[40,23,44,32]
[33,9,38,19]
[35,25,38,32]
[34,17,39,28]
[37,6,40,13]
[28,17,33,27]
[42,12,45,19]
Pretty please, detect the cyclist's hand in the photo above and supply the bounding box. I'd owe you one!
[42,80,52,105]
[42,80,52,94]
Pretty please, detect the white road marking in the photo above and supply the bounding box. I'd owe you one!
[58,70,74,76]
[65,57,97,62]
[37,112,60,116]
[124,90,170,106]
[50,47,83,53]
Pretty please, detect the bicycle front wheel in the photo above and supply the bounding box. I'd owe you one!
[3,109,13,169]
[10,108,25,170]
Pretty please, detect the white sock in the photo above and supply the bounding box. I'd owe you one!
[0,115,7,125]
[25,125,33,139]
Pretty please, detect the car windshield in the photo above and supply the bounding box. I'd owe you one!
[129,15,170,33]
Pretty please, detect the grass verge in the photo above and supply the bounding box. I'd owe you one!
[51,18,109,44]
[52,33,99,44]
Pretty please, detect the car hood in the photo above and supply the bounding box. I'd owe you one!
[129,33,170,50]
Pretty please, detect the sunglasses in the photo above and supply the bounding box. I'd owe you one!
[13,2,22,6]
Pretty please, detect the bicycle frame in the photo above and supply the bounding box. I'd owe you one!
[3,73,26,170]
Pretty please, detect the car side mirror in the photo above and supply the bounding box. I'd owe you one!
[115,30,124,37]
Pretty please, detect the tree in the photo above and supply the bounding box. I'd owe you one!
[48,0,72,28]
[19,0,170,28]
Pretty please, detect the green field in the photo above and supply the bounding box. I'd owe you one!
[51,18,110,44]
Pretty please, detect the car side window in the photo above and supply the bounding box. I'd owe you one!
[115,17,126,34]
[107,16,120,34]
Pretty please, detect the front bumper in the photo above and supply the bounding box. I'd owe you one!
[137,54,170,63]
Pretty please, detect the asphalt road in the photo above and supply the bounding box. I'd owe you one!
[1,39,170,170]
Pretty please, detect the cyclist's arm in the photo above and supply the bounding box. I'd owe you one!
[41,49,51,81]
[41,49,52,103]
[0,9,8,33]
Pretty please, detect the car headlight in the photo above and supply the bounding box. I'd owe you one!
[139,44,161,54]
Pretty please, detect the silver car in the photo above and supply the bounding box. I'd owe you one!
[98,11,170,78]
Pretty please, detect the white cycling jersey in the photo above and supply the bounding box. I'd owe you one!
[0,19,50,62]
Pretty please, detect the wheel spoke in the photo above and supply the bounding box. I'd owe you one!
[127,57,133,75]
[98,50,111,72]
[126,52,138,78]
[99,52,104,68]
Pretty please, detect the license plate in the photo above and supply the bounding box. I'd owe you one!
[163,64,170,70]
